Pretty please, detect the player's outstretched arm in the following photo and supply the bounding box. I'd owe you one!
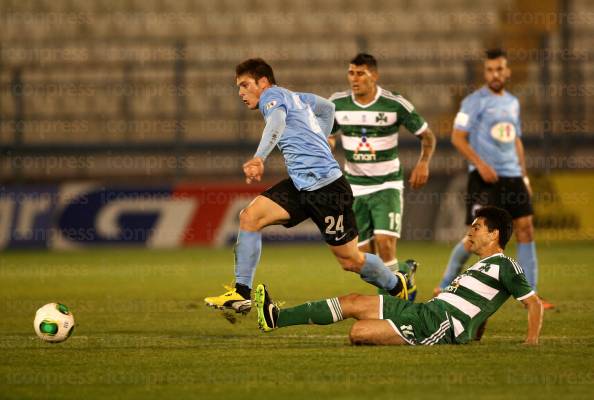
[245,108,287,183]
[451,128,498,183]
[521,294,543,345]
[254,108,287,160]
[409,128,436,189]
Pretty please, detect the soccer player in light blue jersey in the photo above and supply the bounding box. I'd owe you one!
[434,49,553,309]
[205,59,413,314]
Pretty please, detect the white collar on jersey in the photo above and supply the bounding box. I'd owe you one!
[351,85,383,109]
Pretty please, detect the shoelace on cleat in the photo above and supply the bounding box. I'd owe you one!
[221,284,237,297]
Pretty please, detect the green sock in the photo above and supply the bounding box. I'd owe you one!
[277,298,344,327]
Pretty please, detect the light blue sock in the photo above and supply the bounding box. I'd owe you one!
[517,242,538,290]
[439,241,471,289]
[359,253,398,291]
[234,230,262,288]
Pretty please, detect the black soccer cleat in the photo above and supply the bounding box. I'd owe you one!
[254,284,279,332]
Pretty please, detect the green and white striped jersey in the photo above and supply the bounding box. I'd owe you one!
[330,86,428,196]
[433,253,535,344]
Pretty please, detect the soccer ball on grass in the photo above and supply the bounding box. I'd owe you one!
[33,303,75,343]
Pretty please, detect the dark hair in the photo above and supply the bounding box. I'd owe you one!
[350,53,378,70]
[235,58,276,84]
[474,206,513,249]
[485,48,507,60]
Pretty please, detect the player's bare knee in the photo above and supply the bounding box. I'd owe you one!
[349,325,363,345]
[358,241,372,254]
[239,207,263,231]
[517,231,534,243]
[339,293,360,308]
[515,224,534,242]
[340,293,375,320]
[376,240,395,261]
[349,322,371,345]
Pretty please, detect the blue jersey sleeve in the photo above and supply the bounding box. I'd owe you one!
[259,87,288,119]
[454,93,481,132]
[299,92,317,109]
[254,108,287,160]
[307,94,335,137]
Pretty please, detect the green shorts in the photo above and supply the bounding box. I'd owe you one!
[353,188,403,245]
[380,296,455,345]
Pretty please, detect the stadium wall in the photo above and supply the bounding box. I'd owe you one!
[0,183,321,250]
[2,173,592,250]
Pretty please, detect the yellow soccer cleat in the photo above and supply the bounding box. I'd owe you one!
[393,271,409,301]
[377,271,409,300]
[402,259,418,302]
[204,285,251,314]
[377,259,417,301]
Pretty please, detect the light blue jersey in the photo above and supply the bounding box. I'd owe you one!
[454,87,522,177]
[259,86,342,191]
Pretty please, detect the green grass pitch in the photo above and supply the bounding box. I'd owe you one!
[1,241,593,399]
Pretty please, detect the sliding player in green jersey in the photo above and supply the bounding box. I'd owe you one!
[328,54,436,300]
[255,206,543,345]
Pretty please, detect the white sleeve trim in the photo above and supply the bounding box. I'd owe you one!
[454,111,470,127]
[516,290,536,301]
[412,121,428,136]
[373,229,400,238]
[378,295,384,319]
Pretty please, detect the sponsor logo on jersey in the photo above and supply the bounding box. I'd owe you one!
[353,134,376,161]
[490,122,516,143]
[353,153,376,161]
[376,112,388,123]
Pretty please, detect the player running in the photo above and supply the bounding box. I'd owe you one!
[434,48,553,309]
[328,53,436,296]
[255,206,543,346]
[205,58,414,314]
